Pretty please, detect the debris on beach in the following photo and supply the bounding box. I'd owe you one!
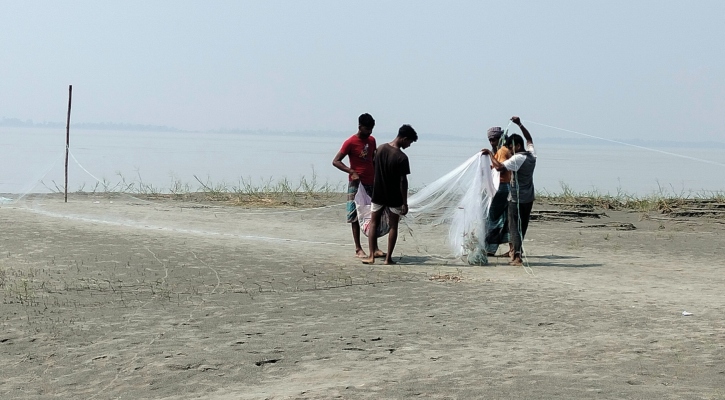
[578,222,636,230]
[429,273,463,282]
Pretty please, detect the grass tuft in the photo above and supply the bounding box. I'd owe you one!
[40,169,345,208]
[538,181,725,215]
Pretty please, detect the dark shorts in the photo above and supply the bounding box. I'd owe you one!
[346,180,373,223]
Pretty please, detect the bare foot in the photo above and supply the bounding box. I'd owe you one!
[383,258,397,265]
[509,258,523,266]
[373,250,387,258]
[361,257,375,265]
[355,249,368,258]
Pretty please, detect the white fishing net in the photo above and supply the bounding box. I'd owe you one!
[406,153,499,265]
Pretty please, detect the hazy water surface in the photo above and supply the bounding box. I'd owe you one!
[1,127,722,197]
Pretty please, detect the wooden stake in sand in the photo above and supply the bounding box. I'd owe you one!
[64,85,72,203]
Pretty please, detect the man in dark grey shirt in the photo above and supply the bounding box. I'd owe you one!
[482,116,536,266]
[362,124,418,265]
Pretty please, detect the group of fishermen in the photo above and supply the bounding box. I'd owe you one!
[333,113,536,266]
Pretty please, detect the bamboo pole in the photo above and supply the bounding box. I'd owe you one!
[64,85,72,203]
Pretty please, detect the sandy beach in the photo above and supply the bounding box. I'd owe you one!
[1,194,724,399]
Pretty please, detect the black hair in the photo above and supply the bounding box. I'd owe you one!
[506,133,524,149]
[358,113,375,129]
[397,124,418,142]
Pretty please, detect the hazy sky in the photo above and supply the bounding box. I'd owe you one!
[2,1,723,142]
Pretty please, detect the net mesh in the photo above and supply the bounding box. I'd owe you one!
[406,153,499,265]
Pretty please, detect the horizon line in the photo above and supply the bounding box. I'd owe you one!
[1,117,723,147]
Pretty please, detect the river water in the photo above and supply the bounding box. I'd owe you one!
[1,127,722,197]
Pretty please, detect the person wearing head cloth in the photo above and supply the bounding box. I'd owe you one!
[482,116,537,266]
[482,126,513,256]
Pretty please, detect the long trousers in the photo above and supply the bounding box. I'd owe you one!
[508,201,533,256]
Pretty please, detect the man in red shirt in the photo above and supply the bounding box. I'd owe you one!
[332,113,383,258]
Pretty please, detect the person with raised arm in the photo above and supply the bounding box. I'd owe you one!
[481,116,536,266]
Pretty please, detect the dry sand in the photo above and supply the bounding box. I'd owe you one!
[1,194,724,399]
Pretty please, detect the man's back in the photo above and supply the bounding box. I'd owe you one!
[371,143,410,207]
[509,144,537,204]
